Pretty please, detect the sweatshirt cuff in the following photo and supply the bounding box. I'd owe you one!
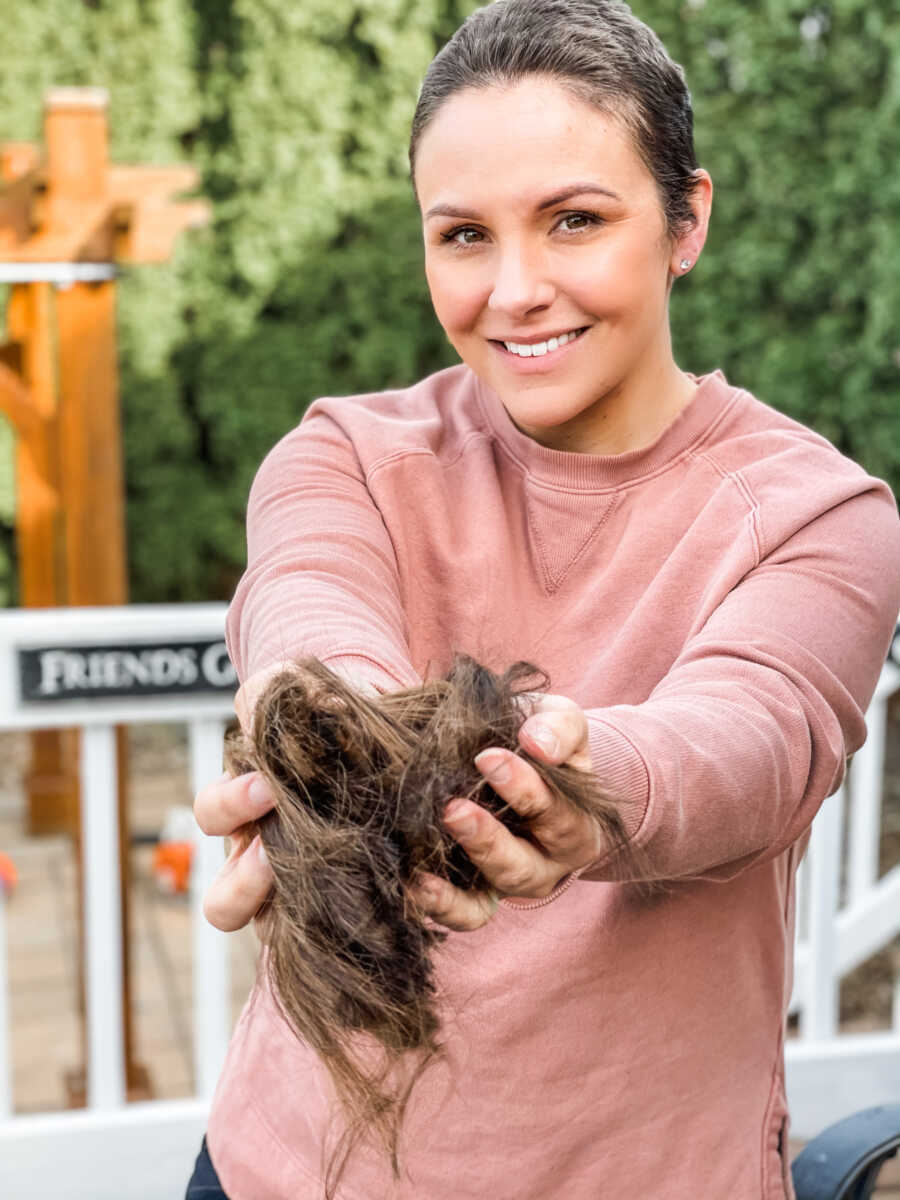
[579,712,651,878]
[501,717,651,907]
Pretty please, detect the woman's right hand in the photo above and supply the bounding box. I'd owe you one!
[194,769,277,931]
[194,661,380,932]
[194,662,287,931]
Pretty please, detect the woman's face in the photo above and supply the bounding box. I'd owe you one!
[415,78,709,450]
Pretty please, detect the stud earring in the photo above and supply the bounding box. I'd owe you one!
[679,259,692,271]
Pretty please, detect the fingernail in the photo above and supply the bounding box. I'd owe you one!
[248,776,273,811]
[250,835,268,868]
[523,721,559,756]
[443,799,477,837]
[474,749,511,785]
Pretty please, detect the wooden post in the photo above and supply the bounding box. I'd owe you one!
[0,84,208,1109]
[5,280,81,837]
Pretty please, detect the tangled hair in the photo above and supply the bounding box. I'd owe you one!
[409,0,700,239]
[226,654,649,1197]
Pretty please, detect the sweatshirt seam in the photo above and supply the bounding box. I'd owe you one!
[365,445,439,481]
[757,841,797,1199]
[691,448,763,566]
[242,1091,333,1194]
[528,492,621,595]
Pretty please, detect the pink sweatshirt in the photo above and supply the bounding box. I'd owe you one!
[210,366,900,1199]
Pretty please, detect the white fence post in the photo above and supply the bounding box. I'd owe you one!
[848,691,887,906]
[80,723,126,1109]
[189,718,230,1101]
[804,783,844,1040]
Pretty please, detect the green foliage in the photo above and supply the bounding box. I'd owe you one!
[0,0,897,602]
[651,0,900,485]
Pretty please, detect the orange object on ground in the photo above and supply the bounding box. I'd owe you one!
[152,841,192,894]
[0,851,18,894]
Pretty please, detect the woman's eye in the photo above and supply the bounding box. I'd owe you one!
[557,212,601,233]
[440,227,484,247]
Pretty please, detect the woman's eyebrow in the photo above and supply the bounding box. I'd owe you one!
[424,202,480,220]
[424,182,623,221]
[536,183,622,209]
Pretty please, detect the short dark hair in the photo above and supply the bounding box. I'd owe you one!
[409,0,700,238]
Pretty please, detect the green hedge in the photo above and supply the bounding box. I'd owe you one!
[0,0,897,604]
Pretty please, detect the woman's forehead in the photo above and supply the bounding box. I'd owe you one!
[414,80,656,215]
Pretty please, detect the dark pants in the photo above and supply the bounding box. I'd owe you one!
[185,1136,229,1199]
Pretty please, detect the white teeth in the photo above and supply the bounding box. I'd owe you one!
[503,328,582,357]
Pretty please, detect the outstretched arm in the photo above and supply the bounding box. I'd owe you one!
[197,403,421,930]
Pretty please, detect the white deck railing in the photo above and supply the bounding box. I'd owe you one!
[0,606,233,1200]
[0,606,897,1198]
[786,656,900,1135]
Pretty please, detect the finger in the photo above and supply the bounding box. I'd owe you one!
[194,770,275,836]
[517,702,590,771]
[409,872,500,932]
[202,834,275,932]
[473,749,602,865]
[515,690,581,719]
[442,796,561,897]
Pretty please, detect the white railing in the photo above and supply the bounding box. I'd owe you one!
[786,656,900,1136]
[0,606,897,1196]
[0,605,234,1200]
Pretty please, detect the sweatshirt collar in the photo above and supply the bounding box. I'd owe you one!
[475,369,736,491]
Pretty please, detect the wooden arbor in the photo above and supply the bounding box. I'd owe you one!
[0,87,207,829]
[0,87,208,1100]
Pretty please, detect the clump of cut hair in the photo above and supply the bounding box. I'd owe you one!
[409,0,700,239]
[226,654,649,1197]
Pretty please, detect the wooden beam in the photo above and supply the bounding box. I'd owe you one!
[0,360,40,440]
[55,280,127,606]
[0,145,42,252]
[8,283,61,606]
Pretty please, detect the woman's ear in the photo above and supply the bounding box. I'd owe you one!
[670,168,713,278]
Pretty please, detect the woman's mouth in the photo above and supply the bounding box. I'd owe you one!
[497,327,589,358]
[488,326,589,370]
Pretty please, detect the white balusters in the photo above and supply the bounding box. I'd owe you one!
[189,718,230,1101]
[79,724,126,1109]
[803,784,844,1040]
[848,688,888,905]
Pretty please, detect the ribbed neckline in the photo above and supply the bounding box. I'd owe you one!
[475,369,735,491]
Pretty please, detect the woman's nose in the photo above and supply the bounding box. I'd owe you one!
[487,245,556,317]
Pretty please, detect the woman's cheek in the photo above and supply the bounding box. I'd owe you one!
[427,254,488,330]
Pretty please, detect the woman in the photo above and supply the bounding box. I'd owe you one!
[190,1,900,1197]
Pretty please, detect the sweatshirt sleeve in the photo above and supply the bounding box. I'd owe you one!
[581,481,900,884]
[225,403,421,695]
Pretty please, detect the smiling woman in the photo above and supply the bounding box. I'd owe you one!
[190,3,900,1199]
[415,79,710,451]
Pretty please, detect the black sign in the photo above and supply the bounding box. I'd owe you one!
[18,639,237,702]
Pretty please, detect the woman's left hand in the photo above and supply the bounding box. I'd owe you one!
[410,693,607,931]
